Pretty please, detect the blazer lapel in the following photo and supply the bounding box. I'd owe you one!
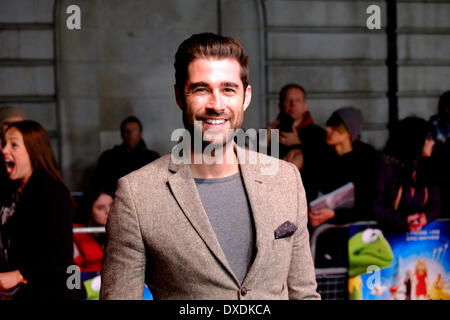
[237,146,276,283]
[167,159,240,286]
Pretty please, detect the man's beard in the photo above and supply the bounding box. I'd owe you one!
[182,104,244,151]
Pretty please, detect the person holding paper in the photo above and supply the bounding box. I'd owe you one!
[308,107,378,227]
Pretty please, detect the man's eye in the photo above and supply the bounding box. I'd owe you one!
[194,88,208,93]
[224,88,236,94]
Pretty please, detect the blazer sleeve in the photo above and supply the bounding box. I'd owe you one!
[100,177,146,300]
[287,164,321,300]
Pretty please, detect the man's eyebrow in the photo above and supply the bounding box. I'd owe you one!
[221,82,239,89]
[187,82,209,91]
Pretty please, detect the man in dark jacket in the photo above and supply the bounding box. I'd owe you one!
[93,116,160,195]
[267,84,328,202]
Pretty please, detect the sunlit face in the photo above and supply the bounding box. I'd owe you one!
[282,87,307,121]
[421,135,435,158]
[176,58,251,146]
[326,125,351,146]
[122,121,142,150]
[92,193,113,226]
[1,127,33,189]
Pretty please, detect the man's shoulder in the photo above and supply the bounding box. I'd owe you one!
[245,148,298,180]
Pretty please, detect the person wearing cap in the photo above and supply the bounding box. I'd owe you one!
[0,106,27,206]
[308,106,378,227]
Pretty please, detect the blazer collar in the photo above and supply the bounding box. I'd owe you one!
[167,144,276,286]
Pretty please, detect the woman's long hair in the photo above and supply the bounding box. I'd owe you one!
[75,188,113,226]
[6,120,64,186]
[384,117,434,188]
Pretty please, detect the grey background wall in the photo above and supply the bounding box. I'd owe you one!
[0,0,449,191]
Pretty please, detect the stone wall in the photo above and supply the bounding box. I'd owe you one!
[1,0,448,190]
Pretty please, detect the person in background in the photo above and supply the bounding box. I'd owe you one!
[429,90,450,145]
[267,84,327,202]
[73,189,113,273]
[309,106,378,227]
[0,106,27,144]
[0,120,85,299]
[373,117,440,233]
[93,116,160,195]
[428,91,450,219]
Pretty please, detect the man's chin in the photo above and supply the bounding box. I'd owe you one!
[202,134,236,149]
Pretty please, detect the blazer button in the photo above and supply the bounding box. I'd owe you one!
[241,287,248,296]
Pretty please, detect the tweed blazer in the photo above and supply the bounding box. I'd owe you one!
[100,146,320,300]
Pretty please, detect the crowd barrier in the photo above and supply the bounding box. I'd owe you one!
[73,219,449,300]
[310,221,377,300]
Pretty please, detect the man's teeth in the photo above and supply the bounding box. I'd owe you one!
[204,119,226,125]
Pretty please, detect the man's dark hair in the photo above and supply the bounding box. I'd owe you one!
[120,116,143,134]
[174,32,249,91]
[278,84,307,108]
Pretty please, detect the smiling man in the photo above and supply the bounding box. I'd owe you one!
[100,33,319,300]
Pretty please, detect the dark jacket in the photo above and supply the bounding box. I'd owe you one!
[313,140,379,224]
[373,155,441,233]
[0,156,19,206]
[427,140,450,219]
[271,112,328,202]
[2,170,85,300]
[94,140,160,194]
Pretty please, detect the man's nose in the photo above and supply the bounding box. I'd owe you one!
[206,91,225,112]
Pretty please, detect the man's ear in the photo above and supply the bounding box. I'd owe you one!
[174,85,184,110]
[243,85,252,111]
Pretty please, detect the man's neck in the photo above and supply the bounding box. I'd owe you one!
[293,115,304,128]
[190,143,240,179]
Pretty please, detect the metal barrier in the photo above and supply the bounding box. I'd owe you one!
[310,221,377,300]
[73,226,105,234]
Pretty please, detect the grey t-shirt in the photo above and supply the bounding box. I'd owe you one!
[194,172,255,284]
